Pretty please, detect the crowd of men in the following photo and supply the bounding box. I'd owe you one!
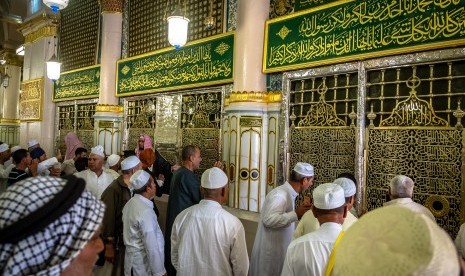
[0,132,465,276]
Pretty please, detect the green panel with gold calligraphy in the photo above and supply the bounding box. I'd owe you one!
[264,0,465,73]
[53,65,100,102]
[116,32,234,96]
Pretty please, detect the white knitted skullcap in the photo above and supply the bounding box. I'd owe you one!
[333,177,356,197]
[332,206,460,276]
[0,144,9,153]
[293,162,314,177]
[201,167,228,189]
[121,156,140,171]
[10,146,20,153]
[90,145,105,158]
[312,183,345,210]
[130,170,151,190]
[28,139,39,148]
[107,154,120,167]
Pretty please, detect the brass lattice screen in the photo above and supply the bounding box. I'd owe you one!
[56,100,97,155]
[59,0,100,72]
[289,74,358,203]
[128,0,223,57]
[181,92,222,176]
[126,97,157,151]
[366,61,465,236]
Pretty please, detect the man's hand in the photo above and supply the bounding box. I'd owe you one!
[213,160,224,170]
[295,202,311,219]
[104,243,115,263]
[29,159,39,177]
[158,174,165,182]
[171,164,180,172]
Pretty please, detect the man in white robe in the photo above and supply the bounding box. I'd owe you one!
[123,170,166,276]
[75,145,117,198]
[281,183,347,276]
[293,177,358,239]
[384,175,435,221]
[249,162,314,276]
[171,167,249,276]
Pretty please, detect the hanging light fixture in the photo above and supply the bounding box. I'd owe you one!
[2,67,9,88]
[167,0,189,49]
[46,37,61,81]
[43,0,69,13]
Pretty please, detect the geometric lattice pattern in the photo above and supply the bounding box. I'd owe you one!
[59,0,100,71]
[125,96,157,151]
[367,129,463,236]
[128,0,223,57]
[290,128,356,205]
[182,128,220,177]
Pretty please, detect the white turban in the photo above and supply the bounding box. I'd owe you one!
[90,145,105,158]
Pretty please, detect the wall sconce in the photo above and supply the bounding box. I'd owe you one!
[2,68,10,88]
[167,0,189,49]
[46,37,61,81]
[43,0,69,13]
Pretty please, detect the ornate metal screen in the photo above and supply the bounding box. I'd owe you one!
[366,62,465,236]
[289,74,358,204]
[181,92,222,176]
[125,97,157,151]
[59,0,100,71]
[127,0,223,57]
[55,99,98,155]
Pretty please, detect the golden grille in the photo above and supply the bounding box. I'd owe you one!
[366,60,465,236]
[59,0,100,71]
[56,101,97,155]
[289,74,358,204]
[128,0,223,57]
[126,97,157,150]
[181,92,222,176]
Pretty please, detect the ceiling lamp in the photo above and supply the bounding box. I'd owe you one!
[43,0,69,13]
[16,45,25,56]
[2,68,10,88]
[46,37,61,81]
[167,1,189,50]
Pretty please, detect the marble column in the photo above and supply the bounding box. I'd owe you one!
[0,49,21,145]
[94,0,124,155]
[18,12,58,154]
[225,0,280,212]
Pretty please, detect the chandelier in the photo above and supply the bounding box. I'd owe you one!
[46,37,61,81]
[43,0,69,13]
[167,0,189,49]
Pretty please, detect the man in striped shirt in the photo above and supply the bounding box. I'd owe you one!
[7,149,37,187]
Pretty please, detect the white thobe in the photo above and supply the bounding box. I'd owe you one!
[0,163,14,178]
[61,159,76,175]
[456,223,465,259]
[281,222,343,276]
[74,169,117,198]
[384,198,435,221]
[123,194,166,276]
[171,200,249,276]
[293,210,357,240]
[249,182,298,276]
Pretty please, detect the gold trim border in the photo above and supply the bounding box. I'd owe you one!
[52,64,101,102]
[262,0,465,73]
[20,77,44,122]
[0,118,20,124]
[24,25,58,44]
[225,91,282,105]
[95,104,124,113]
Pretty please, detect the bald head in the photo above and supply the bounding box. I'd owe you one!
[389,175,414,199]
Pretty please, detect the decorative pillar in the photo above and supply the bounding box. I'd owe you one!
[225,0,278,212]
[18,12,59,154]
[0,49,22,145]
[94,0,124,155]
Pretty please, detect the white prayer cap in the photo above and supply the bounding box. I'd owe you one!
[201,167,228,189]
[333,177,356,197]
[90,145,105,158]
[130,170,151,190]
[10,146,20,153]
[312,183,345,210]
[121,156,140,171]
[332,206,459,276]
[28,139,39,148]
[293,162,314,177]
[0,144,9,153]
[107,154,120,167]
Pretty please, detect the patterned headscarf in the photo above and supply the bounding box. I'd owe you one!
[135,134,153,158]
[64,132,85,160]
[0,176,105,275]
